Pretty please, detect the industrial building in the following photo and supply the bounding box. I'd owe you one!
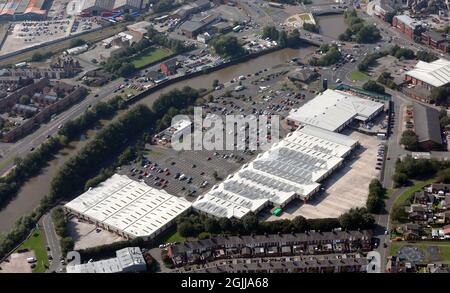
[79,0,142,16]
[405,58,450,91]
[192,125,358,219]
[0,0,48,20]
[66,247,146,273]
[286,89,384,132]
[64,174,192,240]
[392,14,422,40]
[412,103,443,151]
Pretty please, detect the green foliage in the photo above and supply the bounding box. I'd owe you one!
[51,207,68,238]
[309,45,341,66]
[389,45,415,60]
[429,87,450,106]
[210,35,246,59]
[393,155,441,187]
[338,207,375,230]
[30,52,53,62]
[339,10,381,43]
[261,26,279,41]
[416,50,438,62]
[437,168,450,184]
[287,29,302,48]
[391,203,408,222]
[358,51,387,71]
[366,179,385,213]
[70,38,86,48]
[377,72,397,89]
[362,80,385,94]
[60,237,74,256]
[303,23,320,33]
[49,105,154,202]
[400,130,419,151]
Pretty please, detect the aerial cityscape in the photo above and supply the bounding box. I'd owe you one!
[0,0,450,278]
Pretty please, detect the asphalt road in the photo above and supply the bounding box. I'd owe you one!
[40,212,63,273]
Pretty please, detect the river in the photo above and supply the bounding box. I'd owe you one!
[317,14,348,39]
[0,45,316,233]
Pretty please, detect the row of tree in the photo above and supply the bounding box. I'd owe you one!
[362,80,386,94]
[177,208,375,238]
[366,179,386,213]
[51,207,74,256]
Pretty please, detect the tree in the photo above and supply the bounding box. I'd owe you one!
[391,203,408,222]
[204,218,220,234]
[416,50,438,62]
[338,207,375,230]
[400,130,419,151]
[70,39,86,48]
[60,237,74,255]
[117,63,136,77]
[291,216,309,232]
[392,172,409,187]
[19,95,30,105]
[212,79,219,88]
[287,29,301,47]
[437,168,450,183]
[429,87,450,106]
[242,213,258,233]
[303,23,319,33]
[210,35,246,59]
[262,26,279,41]
[362,80,385,94]
[218,217,232,232]
[277,30,288,48]
[178,222,197,237]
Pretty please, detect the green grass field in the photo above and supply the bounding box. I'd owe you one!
[16,229,49,273]
[348,71,369,81]
[161,231,186,244]
[132,47,172,69]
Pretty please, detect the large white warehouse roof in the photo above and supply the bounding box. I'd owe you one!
[286,89,384,132]
[64,174,191,239]
[192,125,357,219]
[405,58,450,88]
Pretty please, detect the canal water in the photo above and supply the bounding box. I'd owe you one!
[317,14,348,39]
[0,45,316,233]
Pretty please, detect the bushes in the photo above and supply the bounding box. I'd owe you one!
[400,130,419,151]
[366,179,385,213]
[362,80,385,94]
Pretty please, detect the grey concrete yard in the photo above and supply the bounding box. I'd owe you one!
[68,218,124,250]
